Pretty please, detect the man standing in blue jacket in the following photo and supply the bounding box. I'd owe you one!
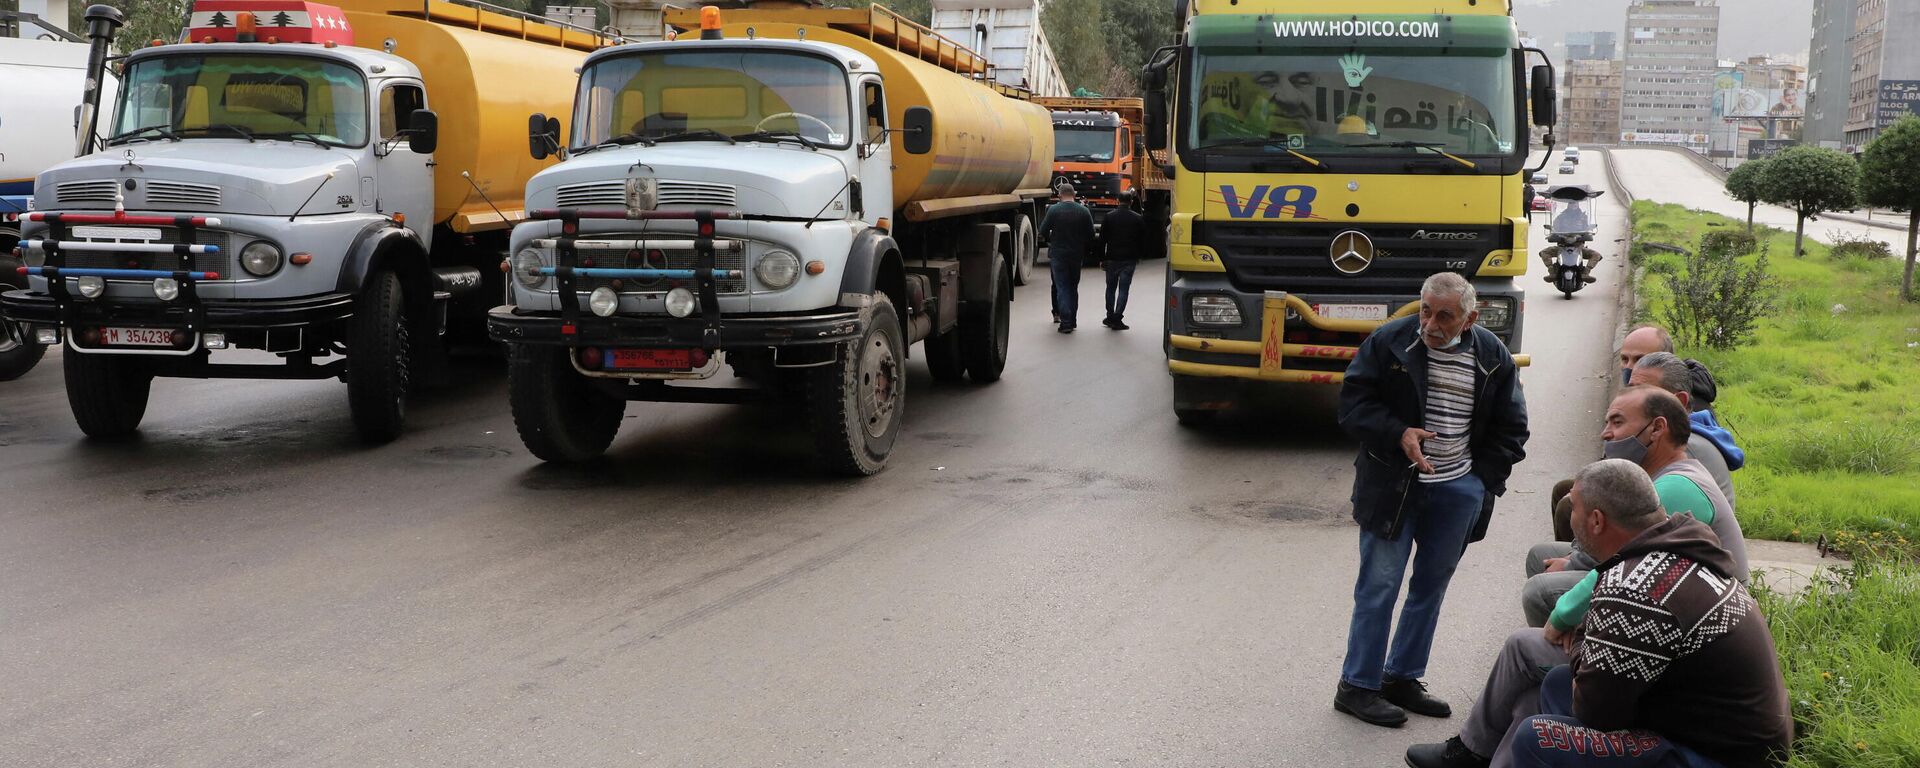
[1333,272,1530,728]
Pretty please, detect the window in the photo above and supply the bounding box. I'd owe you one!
[379,83,425,140]
[863,81,886,145]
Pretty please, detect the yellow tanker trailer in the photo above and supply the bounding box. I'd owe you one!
[488,2,1055,473]
[2,0,611,442]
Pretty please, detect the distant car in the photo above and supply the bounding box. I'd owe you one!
[1530,172,1548,184]
[1531,196,1551,212]
[1558,163,1576,174]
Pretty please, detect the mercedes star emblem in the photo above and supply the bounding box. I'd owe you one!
[1330,230,1375,275]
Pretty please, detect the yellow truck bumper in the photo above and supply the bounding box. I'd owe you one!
[1167,292,1530,384]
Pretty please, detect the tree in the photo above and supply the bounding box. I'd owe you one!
[1760,145,1858,259]
[1723,158,1768,235]
[1859,115,1920,301]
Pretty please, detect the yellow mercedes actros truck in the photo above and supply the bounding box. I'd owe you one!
[1141,0,1555,423]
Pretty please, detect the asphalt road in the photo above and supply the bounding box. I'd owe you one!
[1,165,1628,767]
[1607,147,1904,250]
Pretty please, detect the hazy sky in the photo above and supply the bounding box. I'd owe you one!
[1513,0,1817,64]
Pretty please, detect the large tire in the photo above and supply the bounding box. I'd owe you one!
[807,292,903,476]
[0,321,46,382]
[1012,214,1037,286]
[507,343,625,462]
[960,256,1011,383]
[63,350,152,438]
[346,270,410,443]
[922,324,966,382]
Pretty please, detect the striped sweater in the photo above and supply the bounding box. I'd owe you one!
[1418,343,1478,483]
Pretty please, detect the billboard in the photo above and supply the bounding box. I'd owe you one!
[1748,139,1798,159]
[1879,80,1920,126]
[1621,131,1710,146]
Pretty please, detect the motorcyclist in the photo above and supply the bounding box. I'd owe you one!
[1542,189,1602,284]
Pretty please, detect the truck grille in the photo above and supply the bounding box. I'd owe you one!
[59,228,233,276]
[1195,222,1510,294]
[554,180,739,209]
[573,239,746,294]
[56,180,120,204]
[146,180,222,207]
[1051,170,1123,200]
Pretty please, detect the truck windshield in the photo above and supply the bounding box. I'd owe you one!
[1054,128,1117,162]
[573,50,852,150]
[1184,50,1516,157]
[111,54,369,147]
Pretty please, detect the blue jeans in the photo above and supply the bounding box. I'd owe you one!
[1051,249,1082,328]
[1340,472,1484,690]
[1499,666,1723,767]
[1103,259,1137,320]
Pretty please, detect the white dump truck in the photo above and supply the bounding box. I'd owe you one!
[488,1,1054,473]
[2,0,610,439]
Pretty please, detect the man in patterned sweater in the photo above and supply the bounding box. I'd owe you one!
[1501,459,1791,767]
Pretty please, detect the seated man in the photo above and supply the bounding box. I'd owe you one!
[1406,461,1788,768]
[1545,326,1680,543]
[1523,387,1747,629]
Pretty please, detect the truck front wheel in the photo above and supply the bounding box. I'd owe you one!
[807,292,902,476]
[64,351,152,438]
[347,270,410,443]
[0,322,46,382]
[960,256,1011,383]
[507,343,625,462]
[1012,214,1037,286]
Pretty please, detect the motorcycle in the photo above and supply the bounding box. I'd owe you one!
[1542,185,1604,299]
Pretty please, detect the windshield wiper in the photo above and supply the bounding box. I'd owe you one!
[1346,141,1478,170]
[651,128,735,145]
[106,124,181,145]
[732,130,817,150]
[571,132,655,156]
[1202,137,1329,171]
[263,131,333,148]
[183,123,257,142]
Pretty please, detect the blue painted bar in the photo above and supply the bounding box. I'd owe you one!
[535,267,745,279]
[23,266,220,281]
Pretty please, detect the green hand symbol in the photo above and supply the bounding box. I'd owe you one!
[1340,53,1373,88]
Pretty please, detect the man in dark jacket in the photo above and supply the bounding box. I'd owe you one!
[1504,458,1791,767]
[1038,184,1094,333]
[1096,190,1146,330]
[1334,271,1530,728]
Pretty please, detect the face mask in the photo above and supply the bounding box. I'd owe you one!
[1622,368,1634,386]
[1602,421,1654,465]
[1421,321,1462,349]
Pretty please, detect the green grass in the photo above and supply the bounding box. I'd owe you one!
[1627,202,1920,551]
[1630,202,1920,767]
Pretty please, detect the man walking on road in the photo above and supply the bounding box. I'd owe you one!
[1334,272,1530,728]
[1037,184,1094,333]
[1096,190,1145,330]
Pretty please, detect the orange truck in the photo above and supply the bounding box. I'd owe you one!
[1033,97,1170,250]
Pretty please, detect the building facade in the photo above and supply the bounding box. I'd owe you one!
[1564,58,1625,147]
[1846,0,1920,148]
[1620,0,1720,150]
[1805,0,1857,148]
[1566,31,1618,62]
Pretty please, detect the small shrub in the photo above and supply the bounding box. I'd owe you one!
[1829,233,1894,261]
[1776,422,1918,476]
[1788,315,1846,341]
[1701,229,1759,258]
[1659,236,1780,350]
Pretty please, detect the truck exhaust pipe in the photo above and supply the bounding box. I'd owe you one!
[75,4,123,157]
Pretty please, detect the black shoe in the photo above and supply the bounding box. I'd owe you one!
[1405,736,1489,768]
[1382,677,1452,718]
[1057,325,1075,334]
[1052,312,1061,325]
[1582,275,1598,284]
[1334,681,1407,727]
[1109,319,1129,330]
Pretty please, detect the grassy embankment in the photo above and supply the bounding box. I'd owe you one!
[1628,201,1919,767]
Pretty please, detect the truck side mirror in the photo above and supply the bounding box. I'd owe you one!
[902,107,933,155]
[529,113,557,160]
[1144,90,1167,152]
[408,109,438,154]
[1531,64,1557,128]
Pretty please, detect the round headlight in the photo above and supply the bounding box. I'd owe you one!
[753,249,801,290]
[76,276,105,298]
[665,286,697,318]
[152,277,180,301]
[588,286,619,317]
[512,248,548,289]
[240,241,283,277]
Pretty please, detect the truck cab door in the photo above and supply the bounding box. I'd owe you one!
[374,80,434,249]
[855,79,891,224]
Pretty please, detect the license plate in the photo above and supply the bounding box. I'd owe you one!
[71,226,162,241]
[100,326,178,347]
[607,348,693,370]
[1314,303,1388,321]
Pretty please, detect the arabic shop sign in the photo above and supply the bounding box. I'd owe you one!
[1878,80,1920,126]
[1189,14,1517,54]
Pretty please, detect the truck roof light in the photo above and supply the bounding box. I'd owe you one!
[149,38,165,47]
[236,11,257,42]
[700,6,723,39]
